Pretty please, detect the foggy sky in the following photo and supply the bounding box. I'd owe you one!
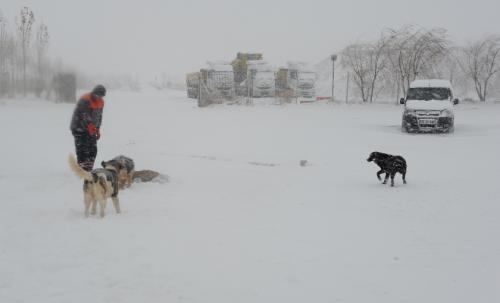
[2,0,500,81]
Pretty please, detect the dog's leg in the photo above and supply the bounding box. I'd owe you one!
[121,174,127,189]
[124,174,130,188]
[402,170,407,184]
[390,172,396,187]
[98,199,107,218]
[84,195,92,217]
[121,171,128,189]
[112,196,121,214]
[127,171,134,187]
[376,170,384,181]
[90,199,97,215]
[383,173,389,184]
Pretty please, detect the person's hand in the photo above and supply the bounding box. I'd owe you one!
[87,123,97,137]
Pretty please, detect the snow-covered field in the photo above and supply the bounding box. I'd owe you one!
[1,89,499,303]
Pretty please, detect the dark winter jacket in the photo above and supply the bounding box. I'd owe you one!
[70,93,104,135]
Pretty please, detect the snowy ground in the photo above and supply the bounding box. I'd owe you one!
[0,89,499,303]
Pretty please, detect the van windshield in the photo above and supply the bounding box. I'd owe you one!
[407,87,451,101]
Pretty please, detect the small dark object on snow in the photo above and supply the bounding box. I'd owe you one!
[300,160,308,167]
[367,151,407,187]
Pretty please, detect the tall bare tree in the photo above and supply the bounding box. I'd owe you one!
[35,22,49,96]
[386,26,449,98]
[341,43,371,102]
[16,6,35,96]
[340,32,395,102]
[366,31,396,102]
[0,12,18,97]
[0,11,8,96]
[458,35,500,101]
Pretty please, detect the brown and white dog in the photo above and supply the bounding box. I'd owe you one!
[68,154,121,217]
[101,155,135,189]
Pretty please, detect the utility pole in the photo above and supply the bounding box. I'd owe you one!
[330,54,337,102]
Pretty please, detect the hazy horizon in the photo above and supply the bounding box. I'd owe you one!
[2,0,500,81]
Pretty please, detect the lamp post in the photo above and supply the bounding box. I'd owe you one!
[331,54,337,102]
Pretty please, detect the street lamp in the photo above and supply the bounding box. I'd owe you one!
[331,54,337,102]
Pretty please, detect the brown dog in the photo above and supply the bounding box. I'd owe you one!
[133,170,169,184]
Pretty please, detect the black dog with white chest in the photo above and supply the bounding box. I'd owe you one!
[367,151,407,187]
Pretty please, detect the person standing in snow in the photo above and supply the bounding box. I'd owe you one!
[70,84,106,171]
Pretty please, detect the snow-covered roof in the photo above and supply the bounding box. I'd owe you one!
[410,79,452,89]
[286,61,313,72]
[247,60,275,72]
[206,61,233,72]
[247,60,268,66]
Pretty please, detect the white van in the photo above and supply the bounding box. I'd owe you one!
[400,79,459,133]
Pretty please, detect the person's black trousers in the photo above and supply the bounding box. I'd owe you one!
[73,132,97,172]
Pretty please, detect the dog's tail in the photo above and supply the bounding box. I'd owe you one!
[68,154,93,181]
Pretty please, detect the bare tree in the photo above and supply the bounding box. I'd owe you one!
[0,7,74,99]
[341,43,371,102]
[0,11,8,96]
[386,26,449,98]
[458,35,500,101]
[366,32,395,102]
[340,33,394,103]
[7,36,18,96]
[0,12,18,97]
[338,26,500,103]
[35,22,49,96]
[16,6,35,96]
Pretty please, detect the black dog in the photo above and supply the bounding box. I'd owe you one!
[367,152,407,187]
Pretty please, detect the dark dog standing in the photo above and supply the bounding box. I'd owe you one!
[102,155,135,189]
[367,152,407,187]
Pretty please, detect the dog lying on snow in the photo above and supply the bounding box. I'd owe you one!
[101,155,168,187]
[68,154,121,217]
[367,151,407,187]
[101,155,135,189]
[132,169,169,184]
